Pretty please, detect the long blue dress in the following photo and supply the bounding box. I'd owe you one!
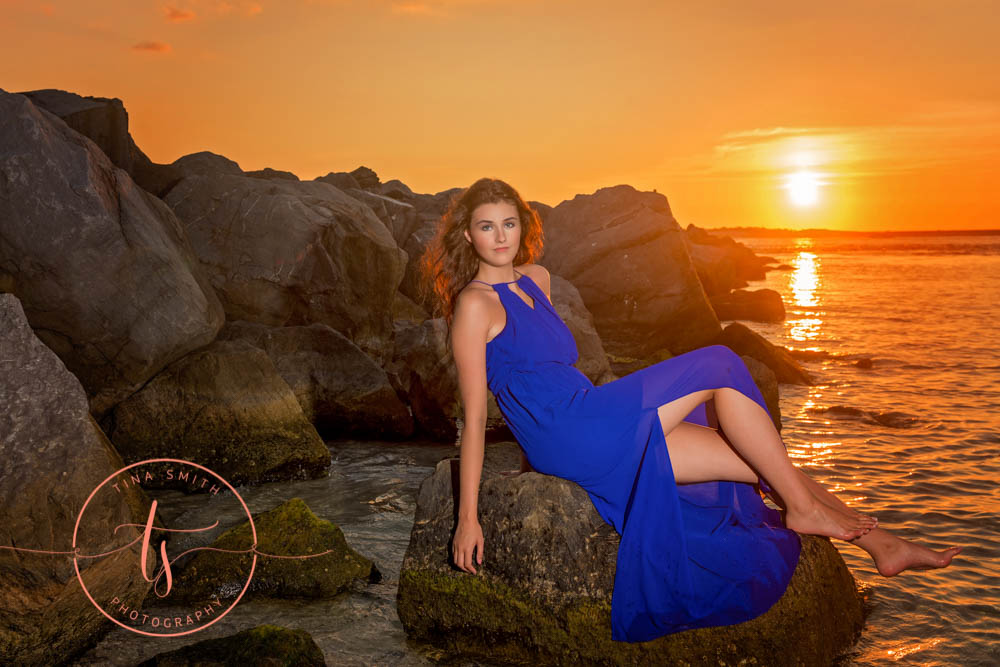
[469,270,801,643]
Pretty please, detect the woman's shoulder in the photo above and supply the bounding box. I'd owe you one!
[517,263,551,293]
[454,279,496,312]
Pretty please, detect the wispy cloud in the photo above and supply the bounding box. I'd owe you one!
[132,40,172,53]
[658,102,1000,183]
[304,0,529,18]
[161,0,263,20]
[163,6,196,22]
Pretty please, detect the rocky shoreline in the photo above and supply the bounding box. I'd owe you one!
[0,87,860,665]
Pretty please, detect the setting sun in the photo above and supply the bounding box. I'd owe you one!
[785,171,822,207]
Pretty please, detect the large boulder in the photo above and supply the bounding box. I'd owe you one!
[163,166,406,363]
[217,319,414,439]
[0,89,225,418]
[386,317,465,439]
[538,185,720,359]
[0,294,155,665]
[104,338,331,487]
[167,498,379,603]
[397,444,865,665]
[17,88,184,198]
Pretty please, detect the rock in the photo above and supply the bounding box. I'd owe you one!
[244,167,299,181]
[163,168,406,363]
[315,171,360,191]
[397,444,864,665]
[168,498,379,603]
[0,294,155,665]
[349,165,380,190]
[0,89,225,419]
[538,185,720,359]
[17,88,184,198]
[386,318,465,439]
[392,290,429,324]
[710,288,787,322]
[684,224,770,296]
[400,222,441,311]
[171,150,243,176]
[380,178,414,199]
[383,315,509,440]
[549,274,617,387]
[714,323,814,385]
[216,320,414,439]
[105,339,331,487]
[350,188,420,246]
[136,624,326,666]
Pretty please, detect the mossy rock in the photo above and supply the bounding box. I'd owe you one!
[397,452,865,666]
[165,498,379,603]
[107,339,331,488]
[137,624,325,665]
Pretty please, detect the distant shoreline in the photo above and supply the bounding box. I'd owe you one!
[703,227,1000,238]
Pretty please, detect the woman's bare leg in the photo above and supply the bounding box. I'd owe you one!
[666,421,873,536]
[768,470,962,576]
[656,388,876,540]
[666,421,960,575]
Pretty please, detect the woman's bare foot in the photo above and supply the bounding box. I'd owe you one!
[794,468,877,528]
[784,496,878,541]
[852,529,963,576]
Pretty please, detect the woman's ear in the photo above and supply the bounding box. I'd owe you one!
[463,229,471,244]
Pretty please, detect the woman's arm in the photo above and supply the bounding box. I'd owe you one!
[449,290,491,573]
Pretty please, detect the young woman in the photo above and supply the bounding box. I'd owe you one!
[419,177,961,642]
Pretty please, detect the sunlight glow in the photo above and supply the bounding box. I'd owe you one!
[785,170,821,207]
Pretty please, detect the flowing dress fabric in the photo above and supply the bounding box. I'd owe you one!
[476,273,801,642]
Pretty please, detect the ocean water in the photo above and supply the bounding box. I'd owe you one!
[727,232,1000,666]
[73,232,999,666]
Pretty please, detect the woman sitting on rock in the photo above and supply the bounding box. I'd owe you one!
[418,176,961,642]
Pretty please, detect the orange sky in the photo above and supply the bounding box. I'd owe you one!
[2,0,998,231]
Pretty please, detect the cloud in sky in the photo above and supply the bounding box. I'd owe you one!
[161,0,263,19]
[163,6,196,22]
[132,40,172,53]
[656,102,1000,185]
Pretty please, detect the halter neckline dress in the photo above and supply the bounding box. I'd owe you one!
[467,270,801,642]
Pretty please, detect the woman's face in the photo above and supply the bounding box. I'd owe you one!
[464,200,521,266]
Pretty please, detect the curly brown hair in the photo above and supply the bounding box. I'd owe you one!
[418,177,544,327]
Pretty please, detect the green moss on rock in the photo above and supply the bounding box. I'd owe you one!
[397,455,866,666]
[166,497,379,604]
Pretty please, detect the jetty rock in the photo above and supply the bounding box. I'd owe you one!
[0,294,155,665]
[397,443,865,666]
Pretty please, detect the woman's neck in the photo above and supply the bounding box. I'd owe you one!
[474,264,519,284]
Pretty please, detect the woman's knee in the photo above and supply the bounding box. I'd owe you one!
[696,345,745,386]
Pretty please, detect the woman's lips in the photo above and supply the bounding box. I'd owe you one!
[495,247,508,251]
